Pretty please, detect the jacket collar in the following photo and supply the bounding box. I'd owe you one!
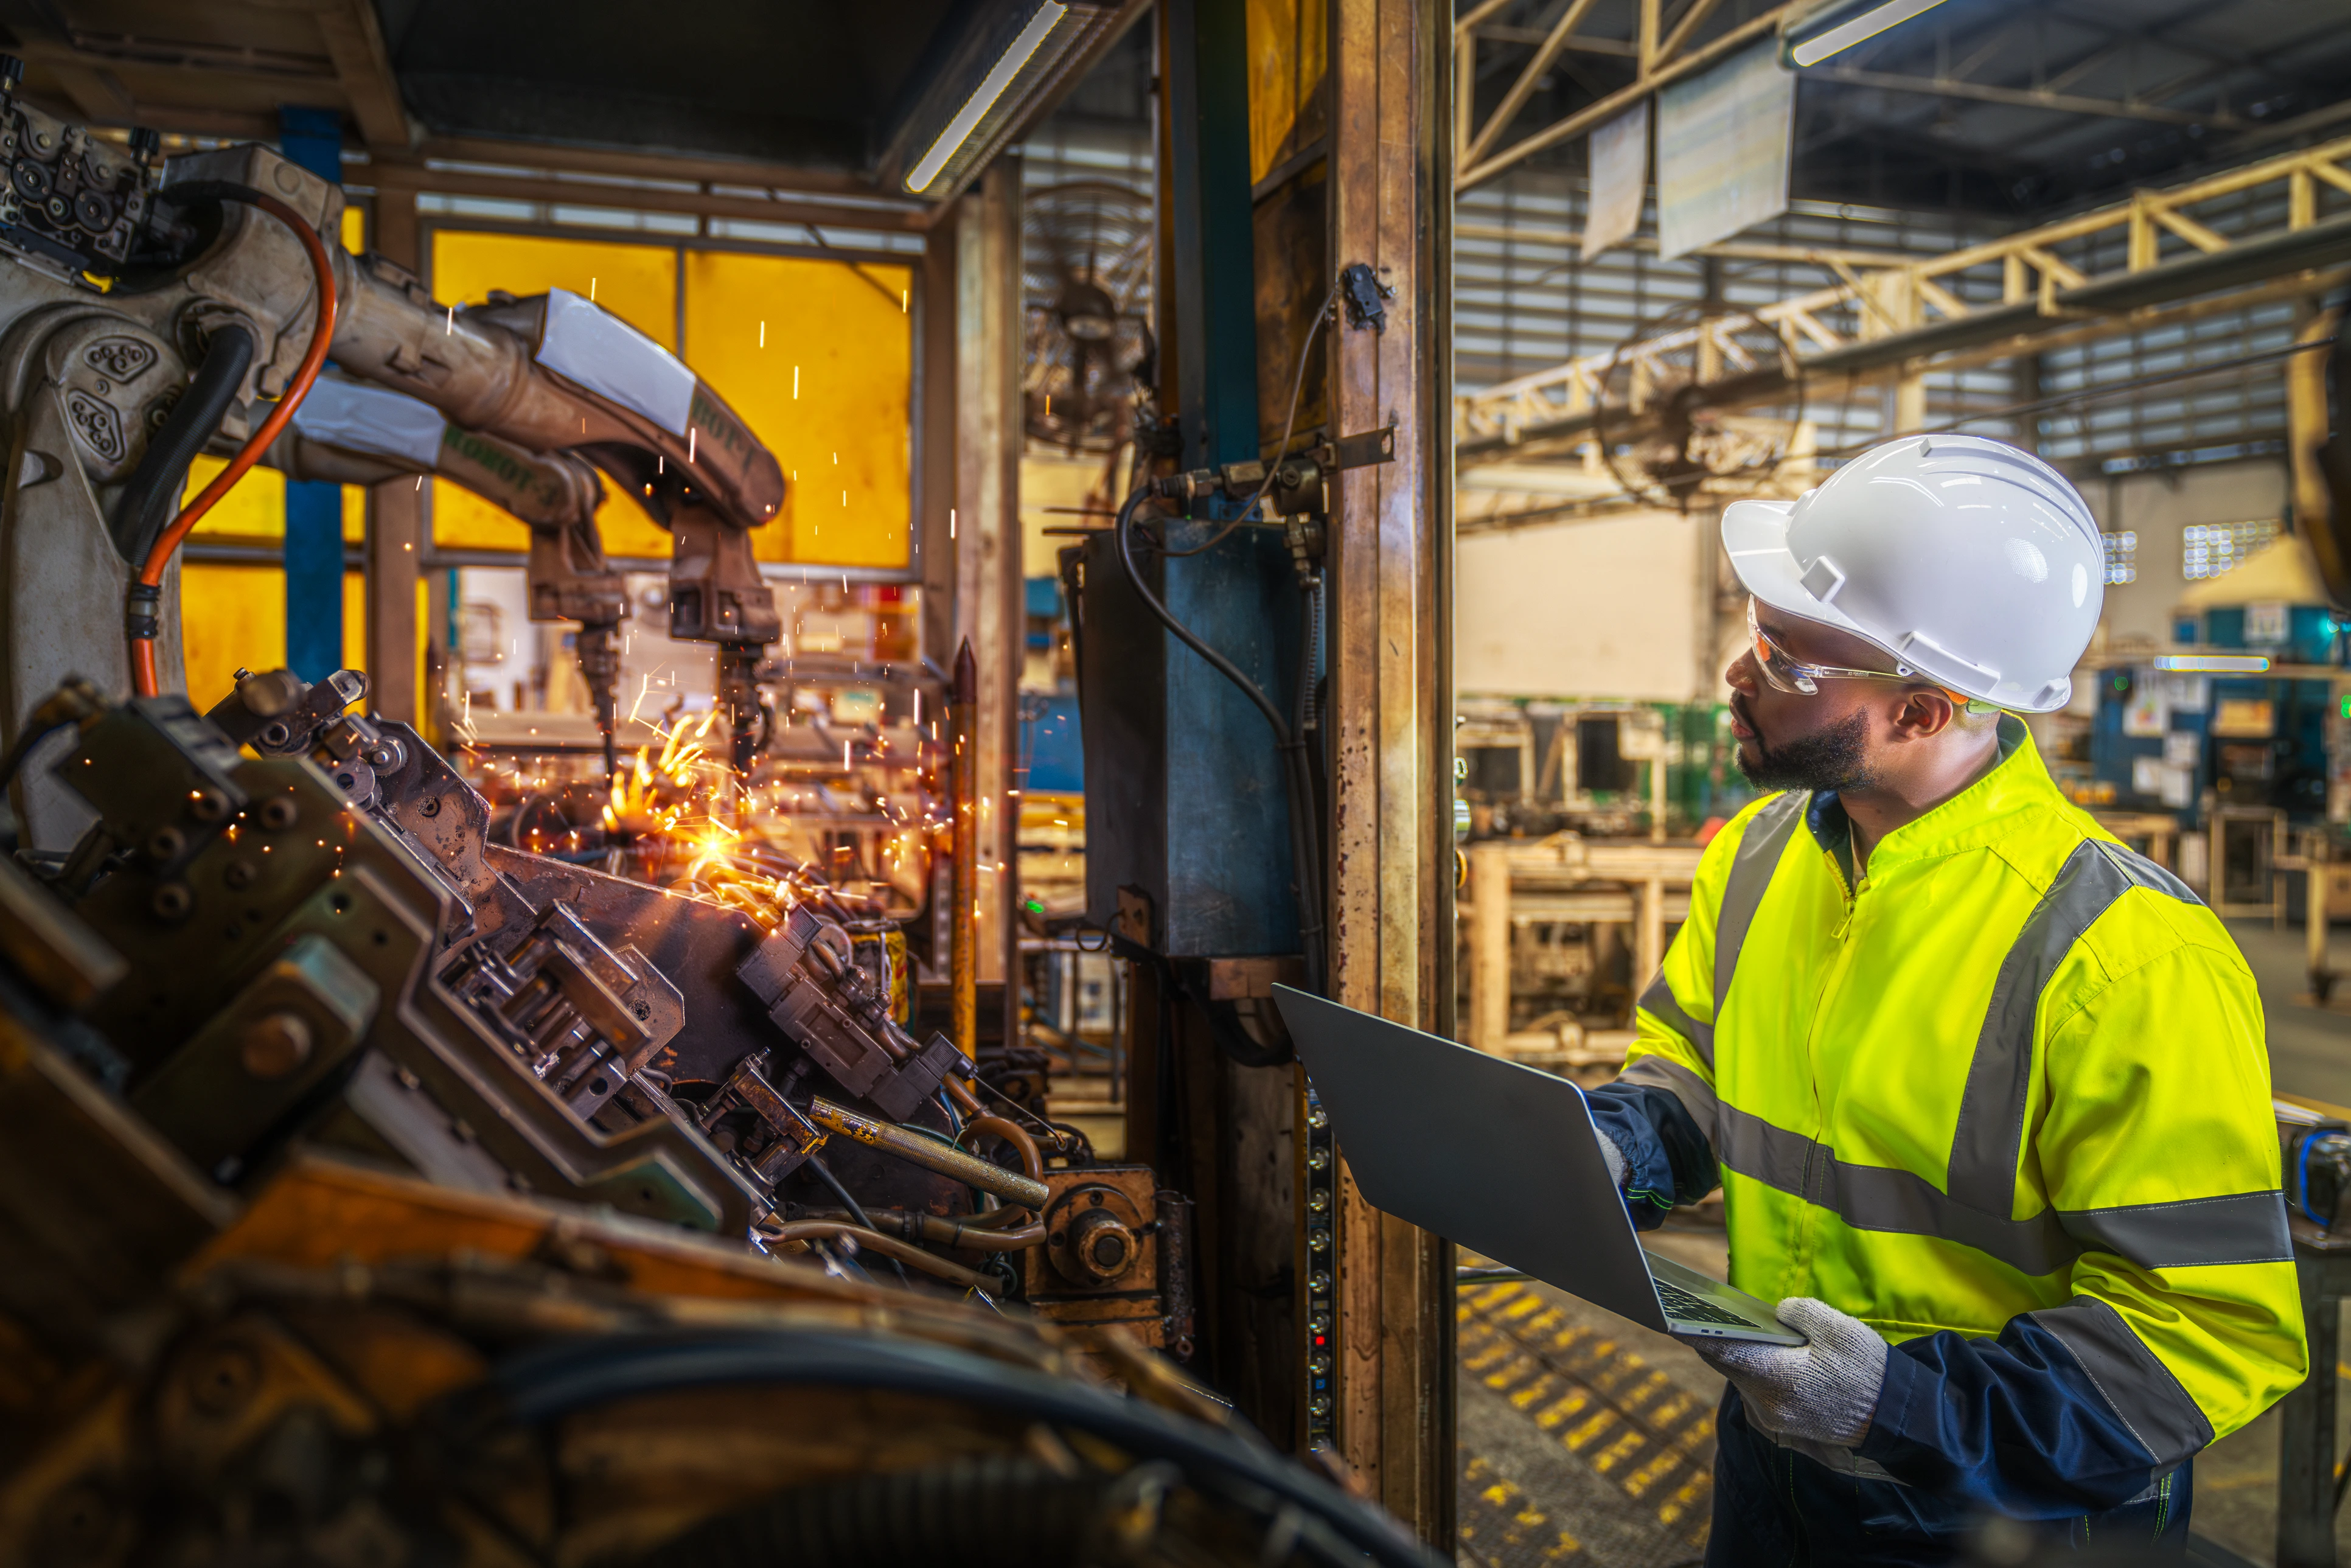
[1805,716,2058,875]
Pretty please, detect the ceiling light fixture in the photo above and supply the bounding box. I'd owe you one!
[2151,653,2270,674]
[1785,0,1954,69]
[905,2,1068,195]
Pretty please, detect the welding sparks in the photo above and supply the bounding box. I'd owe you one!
[793,366,800,399]
[760,321,767,347]
[590,276,598,301]
[949,508,956,539]
[689,427,697,462]
[444,306,453,334]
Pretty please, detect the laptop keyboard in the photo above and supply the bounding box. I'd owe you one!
[1656,1279,1761,1328]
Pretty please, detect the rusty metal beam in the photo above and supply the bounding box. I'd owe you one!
[952,159,1023,1020]
[1328,0,1452,1542]
[366,161,928,235]
[315,0,413,152]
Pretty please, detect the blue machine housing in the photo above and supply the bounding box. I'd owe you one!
[1073,520,1304,956]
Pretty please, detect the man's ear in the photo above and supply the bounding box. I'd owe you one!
[1890,686,1957,741]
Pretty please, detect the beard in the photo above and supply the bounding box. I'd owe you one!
[1733,705,1877,795]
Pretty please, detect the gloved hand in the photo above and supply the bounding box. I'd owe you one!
[1596,1128,1629,1189]
[1689,1297,1887,1448]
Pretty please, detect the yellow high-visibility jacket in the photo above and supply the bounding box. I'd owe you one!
[1612,717,2304,1511]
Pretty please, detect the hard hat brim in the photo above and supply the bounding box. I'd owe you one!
[1722,497,1875,642]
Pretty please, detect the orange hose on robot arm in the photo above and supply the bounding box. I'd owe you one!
[127,186,340,697]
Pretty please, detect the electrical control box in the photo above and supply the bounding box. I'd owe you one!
[1071,521,1304,956]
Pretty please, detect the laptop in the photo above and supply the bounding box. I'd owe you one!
[1273,986,1803,1346]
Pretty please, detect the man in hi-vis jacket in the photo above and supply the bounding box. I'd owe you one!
[1589,434,2305,1564]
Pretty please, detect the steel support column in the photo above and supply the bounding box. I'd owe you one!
[954,159,1024,1039]
[1326,0,1454,1542]
[363,184,423,725]
[1165,0,1261,472]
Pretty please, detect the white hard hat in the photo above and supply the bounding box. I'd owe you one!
[1721,434,2103,713]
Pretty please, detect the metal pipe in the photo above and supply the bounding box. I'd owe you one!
[950,638,979,1062]
[805,1096,1051,1210]
[763,1222,991,1289]
[852,1208,1050,1252]
[960,1113,1044,1182]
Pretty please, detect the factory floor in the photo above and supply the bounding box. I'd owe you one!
[1454,917,2351,1567]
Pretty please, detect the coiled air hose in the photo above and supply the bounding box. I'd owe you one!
[127,181,338,697]
[637,1455,1176,1568]
[486,1329,1441,1568]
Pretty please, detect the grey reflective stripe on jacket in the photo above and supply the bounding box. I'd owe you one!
[1945,840,2201,1214]
[1645,801,2289,1277]
[1632,792,1804,1068]
[2030,1295,2216,1469]
[1636,975,1712,1066]
[1711,791,1808,1020]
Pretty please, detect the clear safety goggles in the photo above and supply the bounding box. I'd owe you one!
[1746,598,1918,697]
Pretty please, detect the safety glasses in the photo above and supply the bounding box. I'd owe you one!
[1746,598,1917,696]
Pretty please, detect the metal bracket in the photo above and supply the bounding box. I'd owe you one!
[1339,262,1393,333]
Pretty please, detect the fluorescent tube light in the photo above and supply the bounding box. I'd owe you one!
[2151,653,2270,674]
[1787,0,1953,68]
[905,2,1068,194]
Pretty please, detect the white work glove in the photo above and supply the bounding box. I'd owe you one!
[1596,1129,1629,1190]
[1690,1297,1888,1448]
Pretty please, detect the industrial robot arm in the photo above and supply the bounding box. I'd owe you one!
[321,254,785,766]
[0,67,785,830]
[255,371,630,771]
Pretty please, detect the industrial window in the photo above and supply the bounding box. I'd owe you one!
[2103,530,2137,585]
[2181,518,2280,580]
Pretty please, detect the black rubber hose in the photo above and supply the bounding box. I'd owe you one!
[112,322,256,565]
[636,1454,1163,1568]
[1113,486,1327,997]
[486,1330,1442,1568]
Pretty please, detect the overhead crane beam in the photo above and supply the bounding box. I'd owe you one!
[1456,133,2351,462]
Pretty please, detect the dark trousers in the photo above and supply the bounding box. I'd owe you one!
[1704,1388,2192,1567]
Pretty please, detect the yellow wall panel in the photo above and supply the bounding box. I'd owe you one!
[430,231,680,559]
[184,455,282,540]
[181,563,281,708]
[1246,0,1328,186]
[683,250,912,569]
[180,567,375,709]
[341,203,364,253]
[182,457,363,542]
[344,570,366,675]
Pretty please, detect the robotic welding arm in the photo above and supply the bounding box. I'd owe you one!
[0,80,786,816]
[257,372,631,770]
[324,254,787,760]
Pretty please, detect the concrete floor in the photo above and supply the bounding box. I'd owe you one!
[1455,916,2351,1567]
